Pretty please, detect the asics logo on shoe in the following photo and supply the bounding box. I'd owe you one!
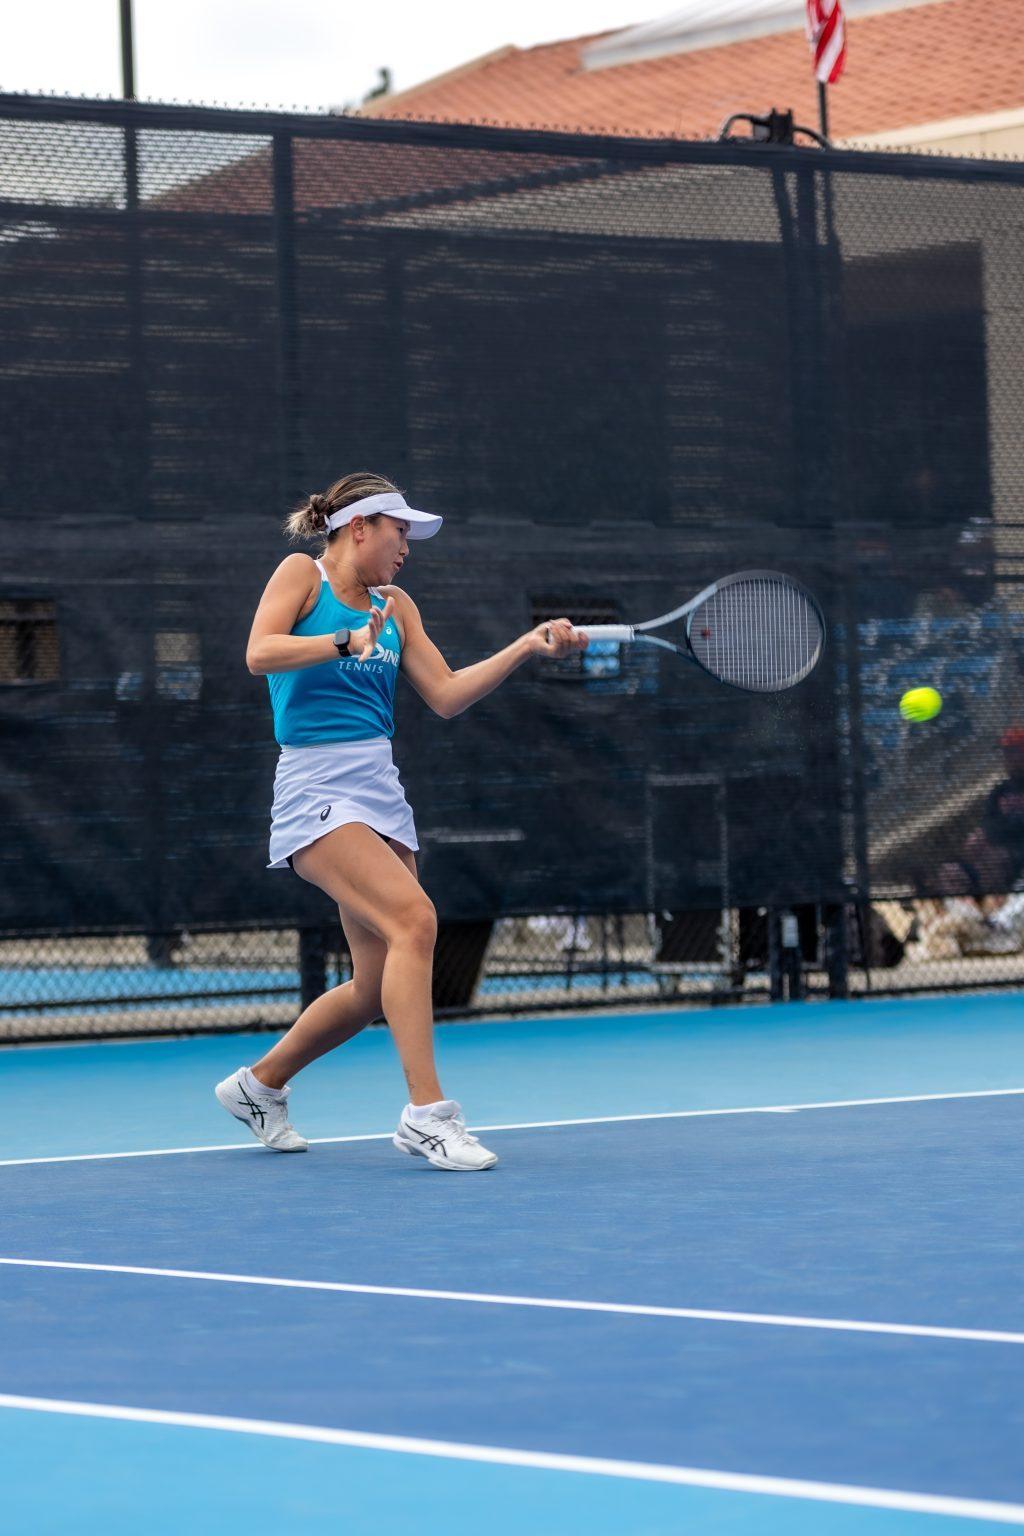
[236,1083,267,1128]
[405,1120,447,1156]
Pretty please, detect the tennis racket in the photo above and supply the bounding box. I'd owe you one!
[569,570,825,693]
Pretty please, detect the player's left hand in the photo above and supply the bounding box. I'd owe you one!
[349,596,395,661]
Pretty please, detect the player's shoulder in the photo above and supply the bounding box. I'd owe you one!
[278,551,319,574]
[378,583,419,614]
[261,552,319,605]
[270,552,317,577]
[377,586,422,647]
[271,551,319,584]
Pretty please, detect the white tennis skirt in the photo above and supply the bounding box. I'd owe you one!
[267,737,418,870]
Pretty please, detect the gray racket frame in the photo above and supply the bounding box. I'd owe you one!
[571,569,826,692]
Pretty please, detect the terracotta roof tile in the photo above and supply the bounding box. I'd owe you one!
[361,0,1024,140]
[156,138,582,215]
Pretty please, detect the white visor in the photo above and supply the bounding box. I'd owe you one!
[324,491,442,540]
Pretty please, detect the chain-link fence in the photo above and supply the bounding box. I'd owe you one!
[2,96,1024,1042]
[4,901,1024,1041]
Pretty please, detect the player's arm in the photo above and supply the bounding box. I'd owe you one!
[387,587,586,719]
[246,555,338,675]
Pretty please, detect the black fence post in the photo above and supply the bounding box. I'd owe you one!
[768,910,783,1001]
[272,130,303,501]
[432,921,493,1012]
[299,926,327,1013]
[825,903,849,999]
[121,101,164,947]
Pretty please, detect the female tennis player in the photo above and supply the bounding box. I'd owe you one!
[216,472,585,1171]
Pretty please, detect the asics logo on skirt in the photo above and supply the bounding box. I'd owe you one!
[319,806,331,821]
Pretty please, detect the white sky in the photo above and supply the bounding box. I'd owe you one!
[2,0,650,112]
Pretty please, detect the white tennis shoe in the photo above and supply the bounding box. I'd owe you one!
[393,1101,498,1171]
[215,1067,308,1152]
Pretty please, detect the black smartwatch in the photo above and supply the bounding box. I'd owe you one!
[332,628,351,657]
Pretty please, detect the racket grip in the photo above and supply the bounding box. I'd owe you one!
[571,623,635,642]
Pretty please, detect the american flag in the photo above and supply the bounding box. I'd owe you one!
[806,0,848,85]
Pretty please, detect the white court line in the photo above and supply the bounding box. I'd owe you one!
[1,1393,1022,1524]
[3,1257,1023,1347]
[2,1086,1023,1169]
[0,1133,390,1168]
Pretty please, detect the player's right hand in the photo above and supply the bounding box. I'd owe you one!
[529,618,588,658]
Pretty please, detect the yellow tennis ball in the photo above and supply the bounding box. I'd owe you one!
[900,686,943,722]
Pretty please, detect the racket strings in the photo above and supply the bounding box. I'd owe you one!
[689,577,823,691]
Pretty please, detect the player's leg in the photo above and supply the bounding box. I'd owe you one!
[250,903,388,1089]
[291,825,496,1168]
[287,823,443,1106]
[214,867,404,1150]
[215,836,420,1146]
[250,835,429,1087]
[219,824,494,1166]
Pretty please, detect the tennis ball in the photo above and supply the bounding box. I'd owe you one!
[900,686,942,723]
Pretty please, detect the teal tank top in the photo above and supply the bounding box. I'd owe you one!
[266,561,402,746]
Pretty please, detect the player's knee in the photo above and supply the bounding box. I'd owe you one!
[393,897,437,955]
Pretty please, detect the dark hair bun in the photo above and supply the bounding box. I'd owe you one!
[307,493,329,525]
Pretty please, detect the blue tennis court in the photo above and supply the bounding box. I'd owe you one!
[2,993,1023,1533]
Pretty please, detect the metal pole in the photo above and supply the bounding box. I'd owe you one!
[817,80,829,141]
[272,132,303,503]
[118,0,151,939]
[120,0,136,100]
